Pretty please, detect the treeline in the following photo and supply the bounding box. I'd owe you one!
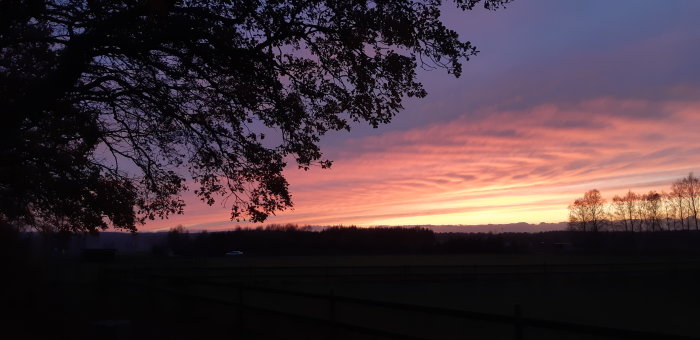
[159,225,535,256]
[568,173,700,232]
[156,224,700,256]
[159,224,436,256]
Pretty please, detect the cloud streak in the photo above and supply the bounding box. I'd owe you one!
[144,96,700,231]
[141,1,700,231]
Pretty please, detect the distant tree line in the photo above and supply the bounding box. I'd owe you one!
[159,224,436,256]
[9,220,700,258]
[568,173,700,232]
[160,224,543,256]
[158,224,700,256]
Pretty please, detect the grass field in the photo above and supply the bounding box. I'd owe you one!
[7,253,700,339]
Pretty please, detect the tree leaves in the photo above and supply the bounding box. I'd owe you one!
[0,0,511,232]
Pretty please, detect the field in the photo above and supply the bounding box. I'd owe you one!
[7,253,700,340]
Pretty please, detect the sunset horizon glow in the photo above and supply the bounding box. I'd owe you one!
[144,0,700,232]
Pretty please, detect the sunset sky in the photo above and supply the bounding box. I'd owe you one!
[146,0,700,231]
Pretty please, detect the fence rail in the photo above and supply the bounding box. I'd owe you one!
[132,260,700,285]
[135,273,700,340]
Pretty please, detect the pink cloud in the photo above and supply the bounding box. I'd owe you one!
[142,96,700,231]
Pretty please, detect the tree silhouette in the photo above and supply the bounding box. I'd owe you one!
[568,189,607,232]
[570,173,700,233]
[0,0,511,232]
[611,190,639,232]
[640,191,663,231]
[673,173,700,230]
[670,182,688,230]
[661,191,678,231]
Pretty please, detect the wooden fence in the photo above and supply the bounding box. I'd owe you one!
[133,271,700,340]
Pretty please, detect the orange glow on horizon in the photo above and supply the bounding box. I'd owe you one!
[144,96,700,231]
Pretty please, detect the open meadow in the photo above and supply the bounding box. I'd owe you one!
[8,252,700,340]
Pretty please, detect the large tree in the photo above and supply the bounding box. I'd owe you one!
[0,0,510,232]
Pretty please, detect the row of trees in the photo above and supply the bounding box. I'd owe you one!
[163,224,436,256]
[162,224,700,256]
[568,173,700,232]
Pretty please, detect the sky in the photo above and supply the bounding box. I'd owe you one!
[145,0,700,231]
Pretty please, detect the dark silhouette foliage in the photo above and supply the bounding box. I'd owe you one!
[164,225,436,256]
[0,0,511,233]
[154,226,700,256]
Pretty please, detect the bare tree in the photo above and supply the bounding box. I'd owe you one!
[568,199,588,232]
[683,173,700,230]
[670,181,688,230]
[661,191,678,230]
[572,174,700,233]
[640,191,663,231]
[611,190,639,232]
[671,173,700,230]
[568,189,607,232]
[610,194,626,232]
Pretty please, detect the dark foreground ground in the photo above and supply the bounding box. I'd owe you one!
[4,253,700,340]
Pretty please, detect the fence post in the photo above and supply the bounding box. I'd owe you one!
[238,286,245,331]
[329,289,337,340]
[514,304,523,340]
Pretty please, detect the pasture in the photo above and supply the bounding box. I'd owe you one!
[9,253,700,339]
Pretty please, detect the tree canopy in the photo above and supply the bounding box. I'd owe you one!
[0,0,511,233]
